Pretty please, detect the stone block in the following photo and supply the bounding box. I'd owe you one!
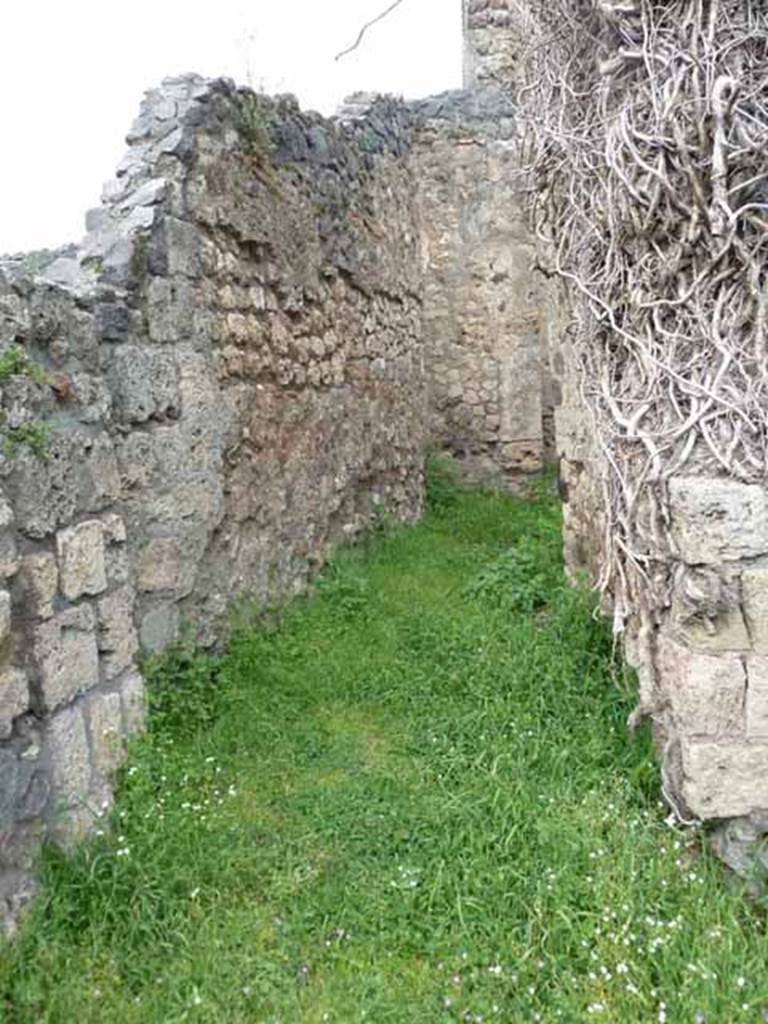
[0,497,19,580]
[33,605,99,713]
[109,346,180,424]
[681,738,768,818]
[139,602,180,653]
[87,690,124,779]
[0,590,10,647]
[101,513,127,545]
[746,656,768,739]
[45,703,91,808]
[656,636,746,738]
[96,585,138,679]
[19,552,58,620]
[14,433,120,540]
[0,533,19,580]
[137,537,182,593]
[18,771,50,821]
[0,748,21,830]
[0,668,28,739]
[56,520,107,601]
[670,584,750,654]
[669,477,768,564]
[120,671,146,736]
[742,564,768,655]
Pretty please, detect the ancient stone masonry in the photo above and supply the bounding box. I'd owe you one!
[463,0,519,89]
[0,52,546,928]
[0,77,431,931]
[492,0,768,878]
[413,88,545,476]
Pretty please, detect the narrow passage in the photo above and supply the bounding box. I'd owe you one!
[3,466,767,1023]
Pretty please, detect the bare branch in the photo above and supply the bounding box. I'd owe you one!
[334,0,408,62]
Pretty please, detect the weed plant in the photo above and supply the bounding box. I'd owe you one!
[2,463,768,1022]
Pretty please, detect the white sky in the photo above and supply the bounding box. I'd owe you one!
[1,0,462,254]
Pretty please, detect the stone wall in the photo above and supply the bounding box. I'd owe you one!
[463,0,520,89]
[492,4,768,873]
[0,76,429,931]
[412,88,545,477]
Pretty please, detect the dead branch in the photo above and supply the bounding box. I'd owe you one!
[335,0,408,61]
[507,0,768,641]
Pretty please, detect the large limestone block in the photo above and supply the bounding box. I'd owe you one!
[96,586,138,680]
[670,567,750,652]
[746,657,768,739]
[681,739,768,818]
[0,668,28,739]
[33,605,99,712]
[742,564,768,654]
[45,703,92,808]
[669,478,768,564]
[56,521,107,601]
[657,636,746,738]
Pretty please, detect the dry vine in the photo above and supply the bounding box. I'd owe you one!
[510,0,768,662]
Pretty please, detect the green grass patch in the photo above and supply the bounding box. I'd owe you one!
[2,467,768,1022]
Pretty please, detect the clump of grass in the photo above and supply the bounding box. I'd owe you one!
[0,346,49,387]
[2,420,50,459]
[2,468,767,1023]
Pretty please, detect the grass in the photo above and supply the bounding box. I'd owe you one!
[3,462,768,1022]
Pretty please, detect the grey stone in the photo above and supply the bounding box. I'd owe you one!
[147,217,202,278]
[0,668,28,739]
[670,565,750,652]
[32,605,99,713]
[137,537,182,593]
[742,564,768,655]
[96,585,138,679]
[109,345,180,424]
[0,590,10,647]
[746,657,768,739]
[710,812,768,881]
[139,602,180,653]
[19,772,50,820]
[101,513,127,545]
[669,477,768,564]
[681,738,768,818]
[45,702,91,808]
[95,300,131,343]
[85,207,111,234]
[56,520,107,601]
[41,257,93,293]
[121,177,167,210]
[19,552,58,620]
[12,432,120,540]
[0,748,20,829]
[0,533,19,581]
[120,671,146,736]
[87,690,124,779]
[657,637,746,738]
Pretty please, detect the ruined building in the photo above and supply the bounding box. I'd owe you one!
[0,0,765,929]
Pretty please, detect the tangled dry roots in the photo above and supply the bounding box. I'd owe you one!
[512,0,768,636]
